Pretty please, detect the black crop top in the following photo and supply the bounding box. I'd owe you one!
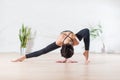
[61,30,73,45]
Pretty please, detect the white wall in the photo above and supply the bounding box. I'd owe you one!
[0,0,120,53]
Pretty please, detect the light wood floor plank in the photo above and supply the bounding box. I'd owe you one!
[0,52,120,80]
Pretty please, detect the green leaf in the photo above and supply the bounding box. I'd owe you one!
[19,24,32,48]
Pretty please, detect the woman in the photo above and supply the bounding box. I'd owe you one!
[12,28,90,64]
[56,30,79,63]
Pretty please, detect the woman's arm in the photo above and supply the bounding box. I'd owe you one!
[56,34,63,46]
[72,34,79,46]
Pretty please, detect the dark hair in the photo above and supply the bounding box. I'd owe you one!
[60,44,74,59]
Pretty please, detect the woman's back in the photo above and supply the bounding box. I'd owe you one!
[61,31,74,44]
[56,31,79,46]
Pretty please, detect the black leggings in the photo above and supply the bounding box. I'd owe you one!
[76,28,90,50]
[26,28,90,58]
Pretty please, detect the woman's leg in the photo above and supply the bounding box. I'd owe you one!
[75,28,90,50]
[26,42,60,58]
[75,28,90,64]
[12,42,60,62]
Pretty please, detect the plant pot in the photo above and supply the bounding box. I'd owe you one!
[20,47,26,55]
[26,38,34,53]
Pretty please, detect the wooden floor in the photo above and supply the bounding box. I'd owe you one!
[0,52,120,80]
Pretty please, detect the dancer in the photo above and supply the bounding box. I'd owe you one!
[12,28,90,64]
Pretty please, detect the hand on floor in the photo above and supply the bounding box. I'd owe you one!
[56,60,78,63]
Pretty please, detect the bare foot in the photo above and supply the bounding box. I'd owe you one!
[85,60,90,64]
[11,59,23,62]
[83,51,88,58]
[11,56,26,62]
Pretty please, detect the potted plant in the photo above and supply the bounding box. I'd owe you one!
[19,24,31,54]
[90,24,105,53]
